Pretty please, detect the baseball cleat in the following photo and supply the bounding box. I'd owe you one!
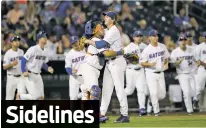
[188,112,193,116]
[139,108,146,116]
[154,113,161,116]
[99,116,109,123]
[113,115,130,123]
[193,100,199,111]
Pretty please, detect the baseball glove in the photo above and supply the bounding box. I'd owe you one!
[79,36,88,49]
[123,53,139,64]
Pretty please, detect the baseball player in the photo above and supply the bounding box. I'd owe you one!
[3,36,24,100]
[123,30,148,116]
[84,11,129,123]
[140,30,169,116]
[170,35,197,114]
[194,32,206,110]
[80,20,124,101]
[65,36,86,100]
[16,31,54,100]
[185,33,199,110]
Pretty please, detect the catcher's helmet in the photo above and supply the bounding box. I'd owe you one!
[85,20,102,39]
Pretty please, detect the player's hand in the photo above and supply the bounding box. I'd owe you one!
[72,69,77,74]
[23,72,29,77]
[12,60,18,66]
[150,62,156,67]
[178,57,184,63]
[48,67,54,74]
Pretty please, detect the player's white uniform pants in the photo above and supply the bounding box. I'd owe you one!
[195,66,206,101]
[79,63,100,100]
[6,74,25,100]
[145,72,166,114]
[124,68,148,109]
[69,75,83,100]
[100,56,128,116]
[178,73,196,113]
[19,73,44,100]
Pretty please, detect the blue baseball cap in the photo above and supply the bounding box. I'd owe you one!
[102,11,117,20]
[179,34,187,41]
[133,31,143,37]
[69,36,79,45]
[10,36,21,42]
[201,31,206,38]
[149,30,158,36]
[36,31,47,41]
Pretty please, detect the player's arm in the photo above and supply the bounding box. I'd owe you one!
[42,56,54,74]
[102,50,124,57]
[3,53,18,70]
[140,50,156,67]
[65,54,77,75]
[84,39,110,49]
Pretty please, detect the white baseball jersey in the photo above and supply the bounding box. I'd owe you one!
[3,48,24,75]
[140,42,170,72]
[194,42,206,63]
[85,37,107,69]
[24,45,49,73]
[124,42,147,69]
[65,49,86,75]
[170,47,195,74]
[103,25,122,51]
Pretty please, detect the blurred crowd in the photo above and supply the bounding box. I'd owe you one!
[1,1,205,59]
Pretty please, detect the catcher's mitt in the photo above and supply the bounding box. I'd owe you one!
[79,36,88,50]
[123,53,139,64]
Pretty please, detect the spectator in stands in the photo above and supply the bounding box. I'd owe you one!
[71,4,86,25]
[55,1,73,20]
[24,1,36,25]
[64,15,77,36]
[14,16,29,35]
[174,8,199,30]
[61,33,71,54]
[40,1,56,24]
[163,35,176,53]
[117,25,131,47]
[138,19,153,44]
[44,32,63,60]
[119,2,134,21]
[7,2,24,25]
[27,17,42,46]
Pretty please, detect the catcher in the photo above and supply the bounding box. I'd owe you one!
[79,20,124,100]
[123,30,149,116]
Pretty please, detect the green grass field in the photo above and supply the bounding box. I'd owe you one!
[100,112,206,127]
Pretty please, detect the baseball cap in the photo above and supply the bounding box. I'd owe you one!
[102,11,117,20]
[133,31,143,37]
[179,34,187,41]
[36,31,47,41]
[69,36,79,45]
[10,36,21,42]
[149,30,158,36]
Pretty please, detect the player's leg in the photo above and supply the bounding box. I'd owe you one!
[124,68,135,95]
[37,75,44,100]
[6,75,17,100]
[110,57,128,117]
[100,65,114,116]
[145,72,159,114]
[69,75,81,100]
[195,68,206,100]
[157,72,166,100]
[80,63,100,100]
[178,74,193,113]
[135,69,147,114]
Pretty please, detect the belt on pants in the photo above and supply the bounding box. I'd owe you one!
[128,68,141,71]
[153,71,162,74]
[8,74,21,77]
[28,70,39,75]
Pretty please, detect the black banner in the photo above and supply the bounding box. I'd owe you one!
[1,100,99,128]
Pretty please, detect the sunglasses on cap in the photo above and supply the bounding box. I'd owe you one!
[10,36,21,42]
